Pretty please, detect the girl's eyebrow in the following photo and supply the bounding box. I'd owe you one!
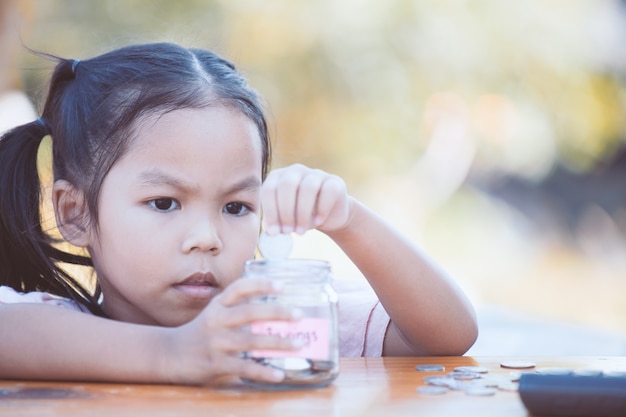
[136,169,261,193]
[137,169,188,189]
[224,176,262,194]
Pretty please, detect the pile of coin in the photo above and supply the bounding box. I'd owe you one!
[415,363,534,396]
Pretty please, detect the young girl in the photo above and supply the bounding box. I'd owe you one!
[0,42,477,385]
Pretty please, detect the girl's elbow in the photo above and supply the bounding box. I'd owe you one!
[453,323,479,356]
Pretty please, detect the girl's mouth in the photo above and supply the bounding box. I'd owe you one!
[173,272,220,299]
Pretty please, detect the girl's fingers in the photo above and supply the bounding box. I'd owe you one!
[202,278,303,327]
[262,164,349,234]
[261,164,308,234]
[215,277,280,307]
[215,355,287,384]
[293,170,325,234]
[208,327,302,354]
[195,308,304,384]
[272,168,303,233]
[314,175,349,231]
[209,301,303,329]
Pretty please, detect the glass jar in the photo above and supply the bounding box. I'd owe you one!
[243,259,339,389]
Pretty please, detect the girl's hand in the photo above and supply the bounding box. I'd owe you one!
[164,278,302,385]
[261,164,351,235]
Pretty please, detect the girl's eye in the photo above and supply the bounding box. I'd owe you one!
[224,202,250,216]
[149,198,180,212]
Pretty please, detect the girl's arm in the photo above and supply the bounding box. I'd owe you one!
[325,198,478,356]
[261,164,478,356]
[0,303,172,382]
[0,278,301,384]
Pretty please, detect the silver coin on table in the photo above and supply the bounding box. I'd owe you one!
[500,360,536,369]
[258,231,293,260]
[424,376,458,389]
[536,367,573,376]
[496,382,519,392]
[449,371,481,381]
[415,364,445,372]
[482,374,518,387]
[454,366,489,374]
[465,387,497,396]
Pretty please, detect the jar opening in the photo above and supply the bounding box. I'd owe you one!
[244,259,332,283]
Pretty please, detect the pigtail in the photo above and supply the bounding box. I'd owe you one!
[0,121,103,315]
[0,120,51,290]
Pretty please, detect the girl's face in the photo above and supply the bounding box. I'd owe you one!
[88,106,264,326]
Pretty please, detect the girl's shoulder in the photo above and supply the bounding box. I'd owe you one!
[0,286,90,313]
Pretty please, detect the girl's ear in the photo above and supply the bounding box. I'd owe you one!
[52,180,92,247]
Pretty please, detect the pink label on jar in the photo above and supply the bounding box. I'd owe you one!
[250,318,330,360]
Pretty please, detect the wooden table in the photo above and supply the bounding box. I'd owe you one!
[1,356,625,416]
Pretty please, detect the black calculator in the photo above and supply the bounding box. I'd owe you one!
[518,372,626,417]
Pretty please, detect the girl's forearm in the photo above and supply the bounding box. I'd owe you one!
[325,198,478,355]
[0,304,171,383]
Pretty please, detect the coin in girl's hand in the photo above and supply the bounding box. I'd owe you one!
[258,231,293,260]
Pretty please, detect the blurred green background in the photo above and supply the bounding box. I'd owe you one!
[3,0,626,351]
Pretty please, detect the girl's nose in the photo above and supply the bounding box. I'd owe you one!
[181,217,223,255]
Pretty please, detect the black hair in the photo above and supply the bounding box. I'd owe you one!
[0,43,271,315]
